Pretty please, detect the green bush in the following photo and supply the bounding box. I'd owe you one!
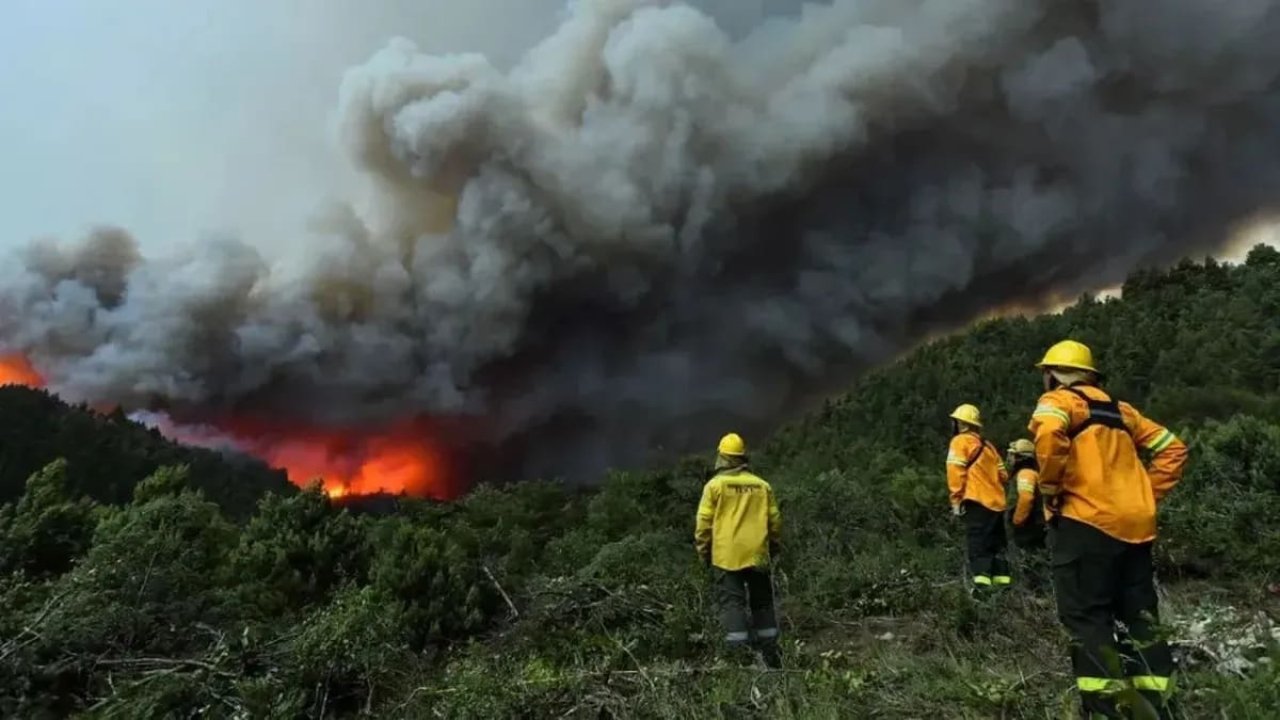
[368,519,498,650]
[286,584,414,714]
[0,459,99,579]
[42,467,236,657]
[228,486,370,619]
[1160,416,1280,577]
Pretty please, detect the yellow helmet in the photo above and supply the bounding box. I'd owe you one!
[949,404,982,427]
[718,432,747,456]
[1008,438,1035,455]
[1036,339,1098,373]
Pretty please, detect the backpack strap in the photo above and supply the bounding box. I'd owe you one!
[1062,386,1131,440]
[964,439,995,468]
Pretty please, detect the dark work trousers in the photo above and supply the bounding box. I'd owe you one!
[1010,512,1048,552]
[1019,544,1052,594]
[963,501,1011,588]
[1011,514,1051,592]
[714,567,781,668]
[1052,517,1177,719]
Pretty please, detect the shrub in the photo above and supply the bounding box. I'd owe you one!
[228,486,370,620]
[0,459,100,578]
[1160,416,1280,578]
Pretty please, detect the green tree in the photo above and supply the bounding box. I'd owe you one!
[42,465,237,657]
[228,485,370,620]
[0,459,99,578]
[368,519,497,650]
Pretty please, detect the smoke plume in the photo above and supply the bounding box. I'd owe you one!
[3,0,1279,485]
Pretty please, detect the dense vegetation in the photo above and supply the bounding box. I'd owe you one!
[0,388,292,518]
[2,247,1278,718]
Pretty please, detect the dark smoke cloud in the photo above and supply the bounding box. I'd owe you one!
[3,0,1279,482]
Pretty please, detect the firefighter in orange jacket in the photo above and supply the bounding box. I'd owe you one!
[1028,340,1188,719]
[1006,438,1047,549]
[695,433,783,668]
[946,404,1011,591]
[1006,438,1050,591]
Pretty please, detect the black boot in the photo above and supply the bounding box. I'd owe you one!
[758,641,783,669]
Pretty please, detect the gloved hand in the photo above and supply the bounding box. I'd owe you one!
[1044,494,1062,516]
[951,503,964,518]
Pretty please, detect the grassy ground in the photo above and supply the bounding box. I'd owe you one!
[394,552,1279,719]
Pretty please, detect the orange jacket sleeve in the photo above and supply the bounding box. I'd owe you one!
[946,434,974,508]
[1127,407,1188,501]
[1012,468,1038,526]
[1028,392,1072,501]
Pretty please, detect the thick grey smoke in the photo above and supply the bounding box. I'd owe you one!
[3,0,1280,483]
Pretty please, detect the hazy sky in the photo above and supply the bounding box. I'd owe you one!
[0,0,569,256]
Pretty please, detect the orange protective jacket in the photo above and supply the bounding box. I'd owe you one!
[1028,384,1188,543]
[1011,467,1043,526]
[946,432,1008,512]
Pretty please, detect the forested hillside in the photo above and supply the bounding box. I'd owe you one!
[2,248,1278,718]
[0,387,293,518]
[772,245,1280,471]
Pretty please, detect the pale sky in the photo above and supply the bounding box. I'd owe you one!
[0,0,568,256]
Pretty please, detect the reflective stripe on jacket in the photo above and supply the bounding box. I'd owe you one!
[1012,467,1040,526]
[947,432,1008,512]
[1028,385,1188,543]
[695,468,781,571]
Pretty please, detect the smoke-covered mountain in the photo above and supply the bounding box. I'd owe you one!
[2,0,1279,485]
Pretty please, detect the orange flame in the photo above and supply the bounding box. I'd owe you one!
[0,354,44,387]
[0,352,460,500]
[213,416,460,501]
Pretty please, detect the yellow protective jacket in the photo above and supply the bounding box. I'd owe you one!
[1028,384,1188,543]
[694,467,781,571]
[1011,467,1040,526]
[946,432,1008,512]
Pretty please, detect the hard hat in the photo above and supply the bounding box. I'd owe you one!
[718,432,747,456]
[949,404,982,427]
[1036,339,1098,373]
[1008,439,1035,455]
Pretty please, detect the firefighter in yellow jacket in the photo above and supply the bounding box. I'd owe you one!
[1029,340,1188,719]
[695,433,783,668]
[946,404,1011,590]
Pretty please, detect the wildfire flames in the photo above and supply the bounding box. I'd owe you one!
[0,353,457,501]
[0,354,43,387]
[212,416,457,500]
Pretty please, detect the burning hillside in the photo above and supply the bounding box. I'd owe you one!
[0,355,42,389]
[2,0,1279,493]
[147,414,461,500]
[1,353,458,499]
